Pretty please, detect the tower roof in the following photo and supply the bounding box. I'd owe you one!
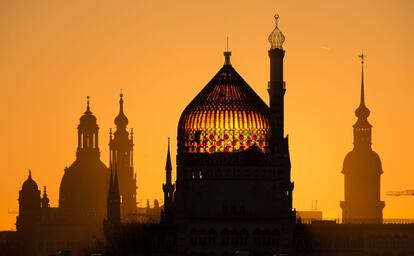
[22,170,38,192]
[354,54,372,128]
[268,14,285,50]
[178,52,272,153]
[114,93,129,128]
[79,96,97,127]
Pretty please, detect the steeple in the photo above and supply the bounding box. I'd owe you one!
[341,54,385,223]
[353,54,372,149]
[109,92,136,220]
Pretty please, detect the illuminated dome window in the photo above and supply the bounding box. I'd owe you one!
[178,52,272,154]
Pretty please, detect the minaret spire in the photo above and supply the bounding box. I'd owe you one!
[162,137,175,223]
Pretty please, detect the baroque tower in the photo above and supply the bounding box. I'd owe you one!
[340,55,385,223]
[59,96,108,226]
[109,93,136,219]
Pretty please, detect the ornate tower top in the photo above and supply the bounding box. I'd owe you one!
[268,14,285,50]
[354,53,372,129]
[114,92,129,129]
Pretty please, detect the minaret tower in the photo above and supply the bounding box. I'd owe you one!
[162,138,174,222]
[267,14,294,215]
[340,54,385,223]
[268,14,286,140]
[109,92,136,219]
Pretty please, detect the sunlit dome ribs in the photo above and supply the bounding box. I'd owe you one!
[178,55,272,154]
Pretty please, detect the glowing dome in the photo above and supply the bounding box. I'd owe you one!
[178,53,272,154]
[268,14,285,50]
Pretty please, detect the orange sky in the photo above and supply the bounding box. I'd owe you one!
[1,0,414,230]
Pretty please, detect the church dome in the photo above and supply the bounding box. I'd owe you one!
[178,52,272,154]
[22,170,38,192]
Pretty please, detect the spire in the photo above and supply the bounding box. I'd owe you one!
[28,170,32,179]
[119,91,124,113]
[165,137,172,172]
[355,53,371,121]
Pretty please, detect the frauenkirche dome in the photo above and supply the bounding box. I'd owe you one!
[178,52,272,154]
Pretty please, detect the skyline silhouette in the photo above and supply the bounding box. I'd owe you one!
[1,1,414,231]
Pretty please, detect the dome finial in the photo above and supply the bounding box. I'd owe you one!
[224,36,232,66]
[28,169,32,179]
[274,14,279,27]
[268,14,285,50]
[85,96,92,114]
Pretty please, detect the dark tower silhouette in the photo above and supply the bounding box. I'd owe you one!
[109,93,136,219]
[268,14,286,140]
[59,96,108,228]
[267,14,293,215]
[162,138,174,222]
[16,170,41,256]
[172,15,294,255]
[340,54,385,224]
[107,164,121,224]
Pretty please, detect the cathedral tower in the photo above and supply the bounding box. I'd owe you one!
[109,93,136,219]
[340,55,385,223]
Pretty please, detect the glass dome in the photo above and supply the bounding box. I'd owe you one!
[178,57,272,154]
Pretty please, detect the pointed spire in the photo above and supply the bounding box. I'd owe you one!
[355,53,371,120]
[28,170,32,179]
[165,137,172,172]
[119,90,124,113]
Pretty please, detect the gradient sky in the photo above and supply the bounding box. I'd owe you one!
[0,0,413,230]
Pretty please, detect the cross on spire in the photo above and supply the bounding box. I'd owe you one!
[358,52,366,64]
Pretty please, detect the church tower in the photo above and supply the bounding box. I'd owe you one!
[59,96,108,226]
[109,93,136,219]
[340,55,385,223]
